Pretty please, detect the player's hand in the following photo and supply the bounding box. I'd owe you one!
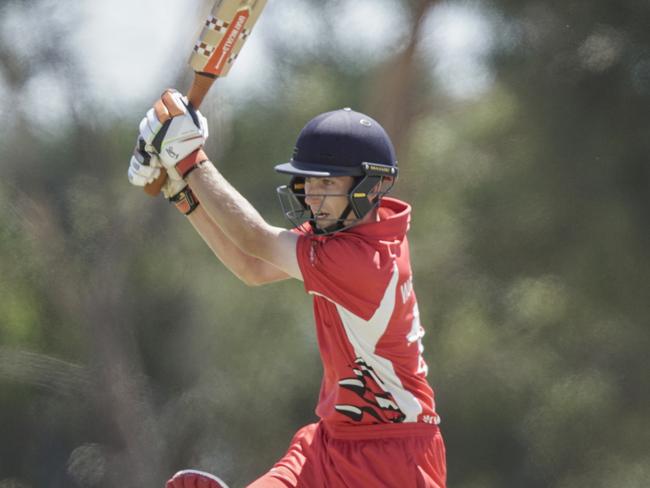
[139,89,209,178]
[128,131,192,200]
[166,469,230,488]
[127,135,162,187]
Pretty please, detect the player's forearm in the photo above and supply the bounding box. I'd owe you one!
[187,206,267,285]
[187,162,276,259]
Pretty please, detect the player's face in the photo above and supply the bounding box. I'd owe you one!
[304,176,355,229]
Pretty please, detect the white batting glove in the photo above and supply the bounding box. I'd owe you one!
[128,134,190,199]
[139,89,209,180]
[128,128,201,215]
[161,174,187,200]
[127,136,162,187]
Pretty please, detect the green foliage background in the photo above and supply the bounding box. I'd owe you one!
[0,0,648,487]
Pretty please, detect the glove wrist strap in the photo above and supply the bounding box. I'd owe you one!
[176,148,208,179]
[170,187,200,215]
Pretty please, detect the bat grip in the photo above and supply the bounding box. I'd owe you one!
[143,72,217,196]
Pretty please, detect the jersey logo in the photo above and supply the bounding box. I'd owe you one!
[400,276,413,304]
[420,414,441,425]
[335,358,406,423]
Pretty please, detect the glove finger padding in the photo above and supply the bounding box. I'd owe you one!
[127,136,161,186]
[139,108,164,147]
[138,89,189,148]
[128,157,160,186]
[161,89,189,118]
[138,89,208,171]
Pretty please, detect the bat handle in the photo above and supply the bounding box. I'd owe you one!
[143,72,217,196]
[143,171,167,196]
[187,71,217,108]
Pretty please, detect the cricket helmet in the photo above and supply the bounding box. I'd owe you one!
[275,108,398,234]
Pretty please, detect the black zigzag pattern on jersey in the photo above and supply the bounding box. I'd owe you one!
[335,358,406,423]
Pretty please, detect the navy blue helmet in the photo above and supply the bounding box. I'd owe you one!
[275,108,398,233]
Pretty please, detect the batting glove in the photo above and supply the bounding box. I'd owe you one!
[128,134,201,215]
[166,469,230,488]
[139,89,209,180]
[161,174,187,200]
[128,135,162,187]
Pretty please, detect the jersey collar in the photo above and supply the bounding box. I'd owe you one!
[344,197,411,243]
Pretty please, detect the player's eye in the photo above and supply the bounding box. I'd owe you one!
[306,178,331,187]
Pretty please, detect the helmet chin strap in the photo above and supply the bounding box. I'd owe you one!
[312,204,357,235]
[310,175,383,235]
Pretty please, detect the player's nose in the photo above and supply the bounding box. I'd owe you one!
[304,191,323,206]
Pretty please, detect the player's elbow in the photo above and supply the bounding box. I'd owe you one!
[240,259,288,287]
[239,273,266,287]
[236,260,270,287]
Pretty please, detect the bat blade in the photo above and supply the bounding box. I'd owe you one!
[190,0,267,78]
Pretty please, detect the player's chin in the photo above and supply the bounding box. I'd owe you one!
[313,213,333,227]
[314,216,337,229]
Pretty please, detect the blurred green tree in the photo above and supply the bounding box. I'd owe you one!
[0,0,648,487]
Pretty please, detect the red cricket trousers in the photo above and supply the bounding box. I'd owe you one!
[247,422,446,488]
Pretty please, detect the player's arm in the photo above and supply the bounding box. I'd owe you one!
[132,89,302,281]
[186,204,291,286]
[127,114,293,285]
[186,163,302,281]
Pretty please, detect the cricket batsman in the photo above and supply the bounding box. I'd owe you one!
[128,89,447,487]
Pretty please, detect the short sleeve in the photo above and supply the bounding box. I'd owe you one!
[295,234,393,320]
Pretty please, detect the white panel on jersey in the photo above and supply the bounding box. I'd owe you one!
[335,263,423,422]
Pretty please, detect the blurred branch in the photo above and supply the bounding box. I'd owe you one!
[367,0,438,155]
[10,187,167,486]
[0,44,31,90]
[82,254,166,487]
[0,346,89,394]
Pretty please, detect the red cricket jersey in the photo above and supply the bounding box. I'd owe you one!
[295,197,440,438]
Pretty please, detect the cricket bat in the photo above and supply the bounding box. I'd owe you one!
[144,0,268,196]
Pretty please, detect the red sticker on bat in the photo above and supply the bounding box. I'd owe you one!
[205,9,250,75]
